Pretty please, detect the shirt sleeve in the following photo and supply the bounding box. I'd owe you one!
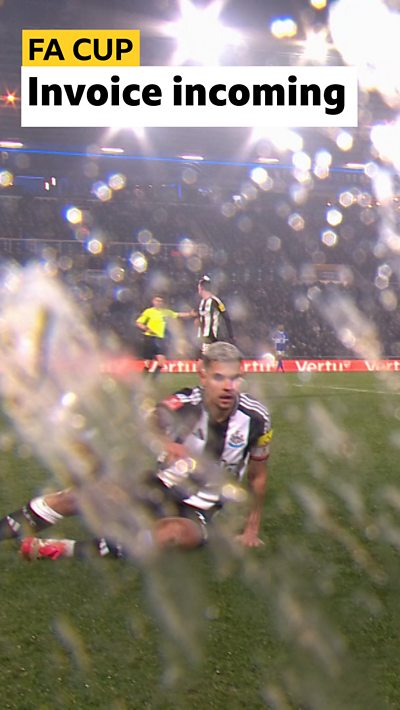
[164,309,178,319]
[249,419,273,461]
[218,301,234,339]
[155,389,196,437]
[136,309,149,324]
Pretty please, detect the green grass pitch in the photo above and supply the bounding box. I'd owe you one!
[1,371,400,709]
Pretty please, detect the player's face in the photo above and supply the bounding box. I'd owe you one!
[153,296,164,308]
[200,360,242,413]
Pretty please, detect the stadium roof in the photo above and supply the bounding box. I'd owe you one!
[0,0,392,173]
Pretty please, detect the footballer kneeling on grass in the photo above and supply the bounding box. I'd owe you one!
[0,343,272,560]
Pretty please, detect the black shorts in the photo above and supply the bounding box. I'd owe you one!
[137,474,221,543]
[142,336,167,360]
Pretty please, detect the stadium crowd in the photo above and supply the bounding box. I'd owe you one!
[0,179,399,359]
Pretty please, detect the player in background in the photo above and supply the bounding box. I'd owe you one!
[197,275,234,356]
[136,295,195,377]
[0,343,272,560]
[272,324,290,372]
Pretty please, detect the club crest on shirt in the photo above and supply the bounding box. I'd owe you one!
[228,431,245,448]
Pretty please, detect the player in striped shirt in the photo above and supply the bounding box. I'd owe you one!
[0,343,272,560]
[197,275,234,355]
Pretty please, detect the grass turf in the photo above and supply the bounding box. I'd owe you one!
[1,372,400,708]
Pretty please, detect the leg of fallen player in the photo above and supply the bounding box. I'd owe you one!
[20,515,206,560]
[0,489,79,541]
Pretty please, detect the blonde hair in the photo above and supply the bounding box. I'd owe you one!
[202,342,242,367]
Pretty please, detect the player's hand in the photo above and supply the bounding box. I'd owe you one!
[164,441,190,462]
[235,531,265,548]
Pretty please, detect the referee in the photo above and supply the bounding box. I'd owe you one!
[136,295,195,377]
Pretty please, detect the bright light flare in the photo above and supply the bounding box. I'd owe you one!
[371,122,400,173]
[146,239,161,256]
[108,173,126,191]
[0,141,23,149]
[326,208,343,226]
[65,207,83,225]
[130,251,148,273]
[179,238,195,257]
[180,154,204,161]
[0,170,13,188]
[3,92,17,105]
[371,168,394,205]
[302,29,330,63]
[252,127,303,153]
[250,167,269,186]
[166,0,243,65]
[108,264,125,283]
[315,150,332,168]
[339,191,355,207]
[86,238,103,255]
[336,131,353,151]
[270,17,298,39]
[138,229,153,245]
[293,151,312,171]
[288,212,305,231]
[92,181,112,202]
[314,149,332,179]
[330,0,400,102]
[321,229,338,247]
[100,147,124,154]
[100,126,147,146]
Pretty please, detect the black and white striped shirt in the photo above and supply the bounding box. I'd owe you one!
[198,295,230,343]
[156,387,272,510]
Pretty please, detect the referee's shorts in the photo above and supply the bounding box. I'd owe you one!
[142,335,167,360]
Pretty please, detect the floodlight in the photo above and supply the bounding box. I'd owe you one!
[166,0,242,65]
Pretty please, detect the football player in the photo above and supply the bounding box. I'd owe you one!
[0,343,272,560]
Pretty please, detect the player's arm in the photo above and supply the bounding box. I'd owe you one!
[162,308,196,321]
[236,457,268,548]
[221,310,234,341]
[135,311,148,331]
[175,308,197,319]
[135,319,149,333]
[178,310,197,319]
[151,394,192,462]
[236,419,272,547]
[136,311,157,336]
[218,302,235,341]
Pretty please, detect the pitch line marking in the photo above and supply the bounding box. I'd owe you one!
[293,384,400,395]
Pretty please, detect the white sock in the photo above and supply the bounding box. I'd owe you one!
[30,496,64,525]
